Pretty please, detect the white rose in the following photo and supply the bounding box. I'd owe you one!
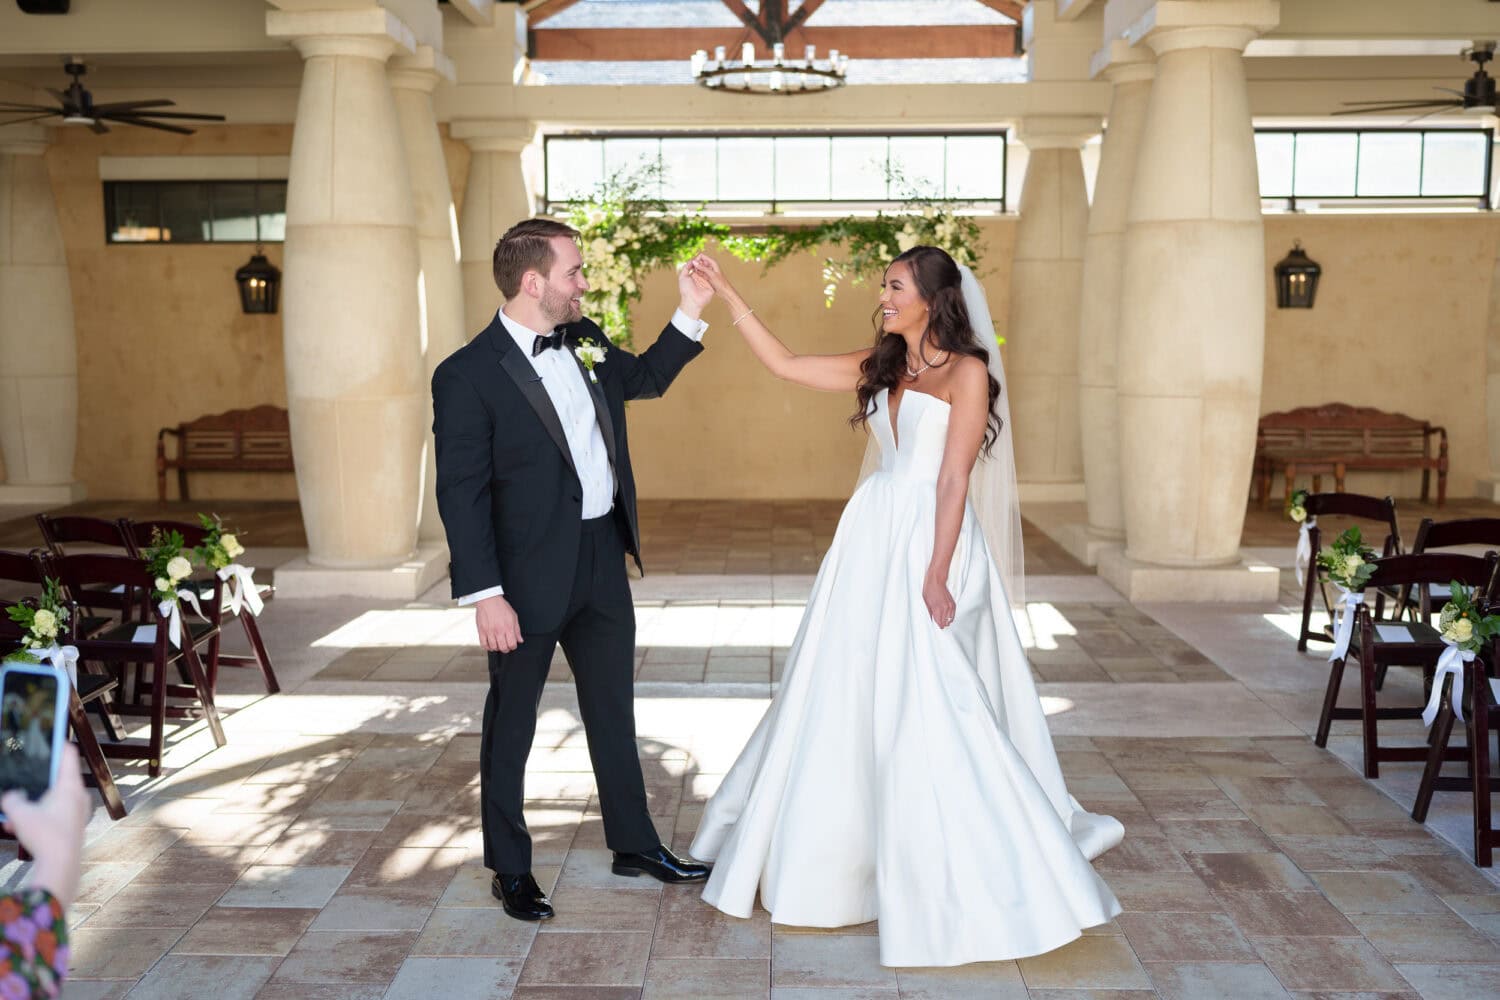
[897,226,919,252]
[1453,617,1475,642]
[155,576,171,593]
[589,238,611,257]
[31,609,56,639]
[221,534,244,558]
[1289,505,1306,523]
[166,555,193,582]
[1343,554,1364,577]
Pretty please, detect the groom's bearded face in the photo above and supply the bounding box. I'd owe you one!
[538,237,588,326]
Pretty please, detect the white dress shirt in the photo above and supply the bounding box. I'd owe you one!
[458,307,707,605]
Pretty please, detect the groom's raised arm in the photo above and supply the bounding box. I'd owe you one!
[610,309,707,401]
[432,364,503,598]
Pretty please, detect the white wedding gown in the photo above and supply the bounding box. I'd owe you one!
[690,387,1124,968]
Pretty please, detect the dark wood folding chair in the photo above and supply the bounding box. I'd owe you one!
[1315,552,1498,779]
[1296,492,1402,652]
[0,593,126,821]
[1398,517,1500,621]
[1412,639,1500,866]
[43,552,226,777]
[35,514,138,616]
[0,548,127,743]
[119,519,280,695]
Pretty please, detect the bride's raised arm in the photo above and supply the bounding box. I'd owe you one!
[689,254,868,393]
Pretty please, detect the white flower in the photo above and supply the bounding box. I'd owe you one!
[155,576,171,593]
[1449,617,1475,643]
[589,237,611,257]
[575,341,607,367]
[31,609,56,639]
[221,533,244,559]
[897,224,919,252]
[1343,554,1364,577]
[1289,505,1306,523]
[166,555,193,582]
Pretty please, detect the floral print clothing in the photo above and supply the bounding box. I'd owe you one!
[0,891,68,999]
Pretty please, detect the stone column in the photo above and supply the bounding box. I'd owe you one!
[1103,4,1282,602]
[390,46,465,544]
[1077,46,1154,552]
[268,9,426,570]
[453,121,535,336]
[1007,117,1097,499]
[1482,247,1500,499]
[0,127,84,503]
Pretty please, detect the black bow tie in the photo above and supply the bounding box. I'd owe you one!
[531,328,568,357]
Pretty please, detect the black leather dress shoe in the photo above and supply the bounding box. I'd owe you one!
[491,872,554,921]
[612,844,711,883]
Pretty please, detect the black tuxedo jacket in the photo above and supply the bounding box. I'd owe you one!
[432,313,703,634]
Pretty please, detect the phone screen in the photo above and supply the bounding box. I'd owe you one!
[0,669,60,801]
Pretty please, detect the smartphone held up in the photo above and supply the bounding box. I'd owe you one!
[0,659,70,823]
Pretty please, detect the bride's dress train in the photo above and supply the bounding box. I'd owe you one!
[690,387,1123,968]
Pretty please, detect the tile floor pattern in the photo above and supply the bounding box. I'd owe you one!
[4,496,1500,997]
[312,602,1229,686]
[45,730,1500,998]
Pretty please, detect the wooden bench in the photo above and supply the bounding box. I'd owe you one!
[156,405,293,501]
[1255,403,1448,508]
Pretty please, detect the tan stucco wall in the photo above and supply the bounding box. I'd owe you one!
[1261,214,1499,502]
[22,122,1497,502]
[624,220,1018,500]
[21,123,470,501]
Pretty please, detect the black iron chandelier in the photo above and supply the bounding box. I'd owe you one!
[692,1,848,94]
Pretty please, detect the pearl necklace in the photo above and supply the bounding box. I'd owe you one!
[905,349,947,378]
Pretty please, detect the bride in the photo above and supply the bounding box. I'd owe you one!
[685,247,1123,968]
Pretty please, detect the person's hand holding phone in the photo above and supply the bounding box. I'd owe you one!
[3,743,92,909]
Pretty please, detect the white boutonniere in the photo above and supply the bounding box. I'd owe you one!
[574,337,607,384]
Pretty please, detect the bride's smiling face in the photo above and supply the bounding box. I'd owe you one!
[878,261,927,337]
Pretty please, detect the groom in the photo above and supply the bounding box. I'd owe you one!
[433,218,713,922]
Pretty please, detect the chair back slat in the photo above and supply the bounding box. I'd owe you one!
[43,552,153,592]
[1411,517,1500,553]
[0,548,47,587]
[1363,552,1498,592]
[36,514,132,553]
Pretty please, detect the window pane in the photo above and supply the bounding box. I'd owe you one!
[210,182,259,241]
[602,138,661,193]
[717,137,775,200]
[888,136,946,198]
[659,137,717,201]
[107,183,160,242]
[830,136,889,200]
[1356,132,1423,196]
[945,135,1005,199]
[774,136,831,201]
[1292,133,1358,197]
[1422,131,1489,196]
[547,138,603,201]
[257,182,287,241]
[1254,133,1294,196]
[157,182,209,243]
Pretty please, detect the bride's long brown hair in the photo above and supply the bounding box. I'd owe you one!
[850,245,1004,454]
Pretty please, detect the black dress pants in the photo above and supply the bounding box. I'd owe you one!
[480,514,658,873]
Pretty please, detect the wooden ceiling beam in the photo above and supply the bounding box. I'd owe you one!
[973,0,1026,21]
[530,24,1020,61]
[525,0,585,27]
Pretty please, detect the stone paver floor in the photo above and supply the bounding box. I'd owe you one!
[2,498,1500,997]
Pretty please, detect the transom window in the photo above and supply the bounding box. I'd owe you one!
[104,180,288,244]
[1254,128,1493,210]
[544,131,1008,212]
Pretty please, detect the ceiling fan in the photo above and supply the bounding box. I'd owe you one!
[0,60,225,135]
[1333,41,1497,121]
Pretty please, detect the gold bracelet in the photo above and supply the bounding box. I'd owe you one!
[732,307,755,326]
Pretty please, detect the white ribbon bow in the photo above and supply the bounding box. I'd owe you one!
[217,564,263,617]
[1328,586,1367,662]
[158,588,207,648]
[1422,641,1475,727]
[1295,516,1316,587]
[39,643,79,687]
